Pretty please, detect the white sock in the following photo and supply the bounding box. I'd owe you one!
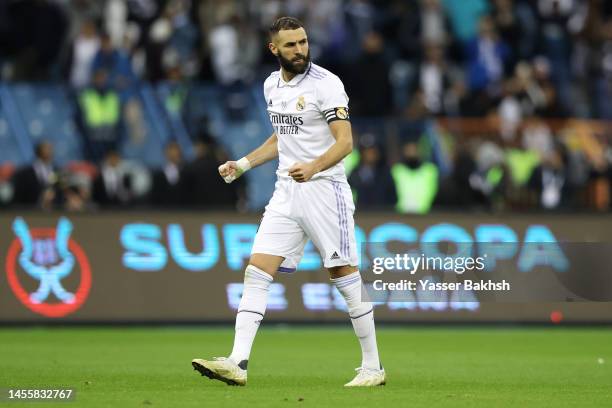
[228,265,273,367]
[331,271,381,370]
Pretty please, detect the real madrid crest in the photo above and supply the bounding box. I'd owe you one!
[336,107,348,119]
[296,95,306,111]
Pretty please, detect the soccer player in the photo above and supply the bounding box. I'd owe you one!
[192,16,385,387]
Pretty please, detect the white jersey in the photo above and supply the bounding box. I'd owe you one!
[263,62,350,181]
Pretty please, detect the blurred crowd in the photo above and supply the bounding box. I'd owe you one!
[4,137,246,211]
[348,117,611,214]
[1,0,611,117]
[0,0,612,212]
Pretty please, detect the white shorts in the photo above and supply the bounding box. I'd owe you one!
[251,176,358,271]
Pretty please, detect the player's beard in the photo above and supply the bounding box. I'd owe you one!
[277,50,310,75]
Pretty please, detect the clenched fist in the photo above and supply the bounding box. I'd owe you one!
[289,162,318,183]
[219,158,251,183]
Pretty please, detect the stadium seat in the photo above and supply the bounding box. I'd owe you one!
[8,83,84,166]
[155,82,195,161]
[119,85,168,168]
[0,85,33,166]
[0,162,15,182]
[181,84,276,209]
[0,111,29,166]
[65,160,98,180]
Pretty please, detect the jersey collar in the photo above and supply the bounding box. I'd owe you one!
[277,63,312,88]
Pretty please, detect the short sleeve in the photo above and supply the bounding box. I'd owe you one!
[317,75,350,123]
[263,82,269,103]
[263,72,278,105]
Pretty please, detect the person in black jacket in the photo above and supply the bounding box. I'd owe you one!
[92,150,132,206]
[529,144,571,210]
[150,141,184,206]
[181,136,245,209]
[12,141,57,209]
[348,134,396,209]
[344,31,393,117]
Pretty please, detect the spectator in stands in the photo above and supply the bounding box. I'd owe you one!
[61,160,98,212]
[492,0,537,64]
[144,0,199,82]
[471,141,509,209]
[92,150,132,206]
[208,14,258,85]
[12,141,57,209]
[150,141,184,206]
[342,0,379,60]
[348,134,396,209]
[162,50,189,116]
[68,19,100,88]
[63,177,92,212]
[181,136,244,209]
[388,1,422,61]
[391,140,439,214]
[529,143,571,209]
[520,57,564,118]
[345,31,392,117]
[504,59,565,123]
[407,43,465,118]
[536,0,582,114]
[146,10,174,82]
[438,143,486,208]
[499,60,567,140]
[561,119,609,210]
[522,116,555,159]
[498,83,524,140]
[91,31,140,100]
[78,69,121,162]
[91,33,122,81]
[164,0,199,78]
[91,32,141,110]
[4,0,612,214]
[116,28,146,145]
[574,0,612,120]
[419,0,453,47]
[442,0,489,44]
[466,15,511,94]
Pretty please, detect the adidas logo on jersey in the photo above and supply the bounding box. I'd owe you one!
[268,99,273,106]
[330,251,340,260]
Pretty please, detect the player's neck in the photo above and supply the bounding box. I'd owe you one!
[280,68,297,83]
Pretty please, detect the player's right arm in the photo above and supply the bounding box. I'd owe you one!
[245,132,278,167]
[218,132,278,183]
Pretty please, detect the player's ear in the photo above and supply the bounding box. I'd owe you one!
[268,42,278,56]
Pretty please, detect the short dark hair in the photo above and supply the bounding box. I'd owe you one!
[34,141,50,158]
[269,16,304,39]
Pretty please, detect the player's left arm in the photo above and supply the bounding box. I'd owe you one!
[288,120,352,183]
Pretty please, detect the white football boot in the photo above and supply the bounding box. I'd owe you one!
[192,357,247,386]
[344,366,386,387]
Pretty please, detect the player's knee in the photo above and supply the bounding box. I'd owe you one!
[328,265,358,279]
[243,265,274,292]
[248,253,283,277]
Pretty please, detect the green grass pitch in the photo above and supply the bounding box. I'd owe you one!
[0,326,610,407]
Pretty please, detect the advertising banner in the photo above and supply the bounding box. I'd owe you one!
[1,212,611,323]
